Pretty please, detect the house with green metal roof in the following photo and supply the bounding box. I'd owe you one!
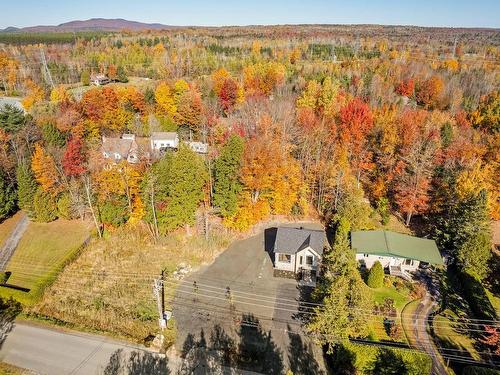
[351,230,443,280]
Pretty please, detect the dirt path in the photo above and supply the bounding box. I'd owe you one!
[413,293,448,375]
[0,213,29,271]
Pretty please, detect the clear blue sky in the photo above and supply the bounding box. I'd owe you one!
[2,0,499,29]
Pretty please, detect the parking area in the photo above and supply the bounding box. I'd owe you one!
[172,222,326,373]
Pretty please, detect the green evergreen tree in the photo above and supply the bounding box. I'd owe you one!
[42,123,66,147]
[433,189,491,260]
[142,145,207,234]
[16,163,37,218]
[369,349,408,375]
[367,261,384,288]
[213,135,244,217]
[309,217,373,351]
[33,188,57,222]
[81,70,90,86]
[116,66,129,83]
[99,197,129,227]
[144,87,156,105]
[0,105,26,134]
[0,170,17,221]
[56,193,73,220]
[376,197,390,226]
[457,230,492,280]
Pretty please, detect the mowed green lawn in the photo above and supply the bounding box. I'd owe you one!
[0,219,90,305]
[369,283,415,342]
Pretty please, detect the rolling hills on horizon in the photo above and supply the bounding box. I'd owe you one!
[0,18,174,33]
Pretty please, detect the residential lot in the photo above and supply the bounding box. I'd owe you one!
[172,222,326,374]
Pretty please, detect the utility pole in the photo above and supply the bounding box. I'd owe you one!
[39,48,55,89]
[152,273,166,337]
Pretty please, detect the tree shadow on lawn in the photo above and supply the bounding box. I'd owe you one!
[432,266,499,372]
[180,314,285,374]
[102,348,169,375]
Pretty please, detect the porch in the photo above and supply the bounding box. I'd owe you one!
[389,265,412,281]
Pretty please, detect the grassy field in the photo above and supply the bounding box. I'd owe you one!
[0,362,27,375]
[0,212,24,248]
[368,278,416,342]
[32,225,234,345]
[485,289,500,316]
[400,299,421,346]
[0,220,90,305]
[433,309,481,361]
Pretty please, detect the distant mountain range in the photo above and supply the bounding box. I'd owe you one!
[0,18,173,33]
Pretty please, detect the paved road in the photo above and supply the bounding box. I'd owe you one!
[0,322,169,375]
[173,222,326,374]
[0,213,29,271]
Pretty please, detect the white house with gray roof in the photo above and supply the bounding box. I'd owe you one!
[273,227,325,279]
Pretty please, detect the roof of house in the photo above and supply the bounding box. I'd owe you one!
[91,73,109,80]
[102,137,135,158]
[274,227,325,256]
[0,97,25,112]
[351,230,443,265]
[151,132,178,141]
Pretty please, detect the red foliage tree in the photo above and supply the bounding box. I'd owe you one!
[481,326,500,355]
[219,78,238,113]
[395,79,415,97]
[416,76,444,108]
[62,136,86,177]
[81,88,105,121]
[338,97,374,184]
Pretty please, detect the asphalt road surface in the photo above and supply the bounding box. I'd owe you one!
[0,322,168,375]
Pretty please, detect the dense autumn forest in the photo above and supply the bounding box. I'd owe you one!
[0,24,499,373]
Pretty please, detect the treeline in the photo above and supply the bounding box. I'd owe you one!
[0,31,110,45]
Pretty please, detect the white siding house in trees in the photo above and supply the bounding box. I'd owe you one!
[273,227,325,282]
[150,132,179,152]
[351,230,443,280]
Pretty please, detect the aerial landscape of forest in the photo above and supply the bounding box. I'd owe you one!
[0,2,498,374]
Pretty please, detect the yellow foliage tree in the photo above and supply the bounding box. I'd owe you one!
[50,85,69,103]
[155,82,176,118]
[22,81,45,110]
[31,144,60,195]
[211,68,230,96]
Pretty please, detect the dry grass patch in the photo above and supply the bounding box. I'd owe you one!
[32,225,234,345]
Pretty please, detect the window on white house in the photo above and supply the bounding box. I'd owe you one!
[306,256,313,265]
[278,254,291,263]
[405,259,412,265]
[299,256,303,265]
[364,254,369,257]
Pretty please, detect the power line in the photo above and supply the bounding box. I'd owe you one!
[6,263,500,328]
